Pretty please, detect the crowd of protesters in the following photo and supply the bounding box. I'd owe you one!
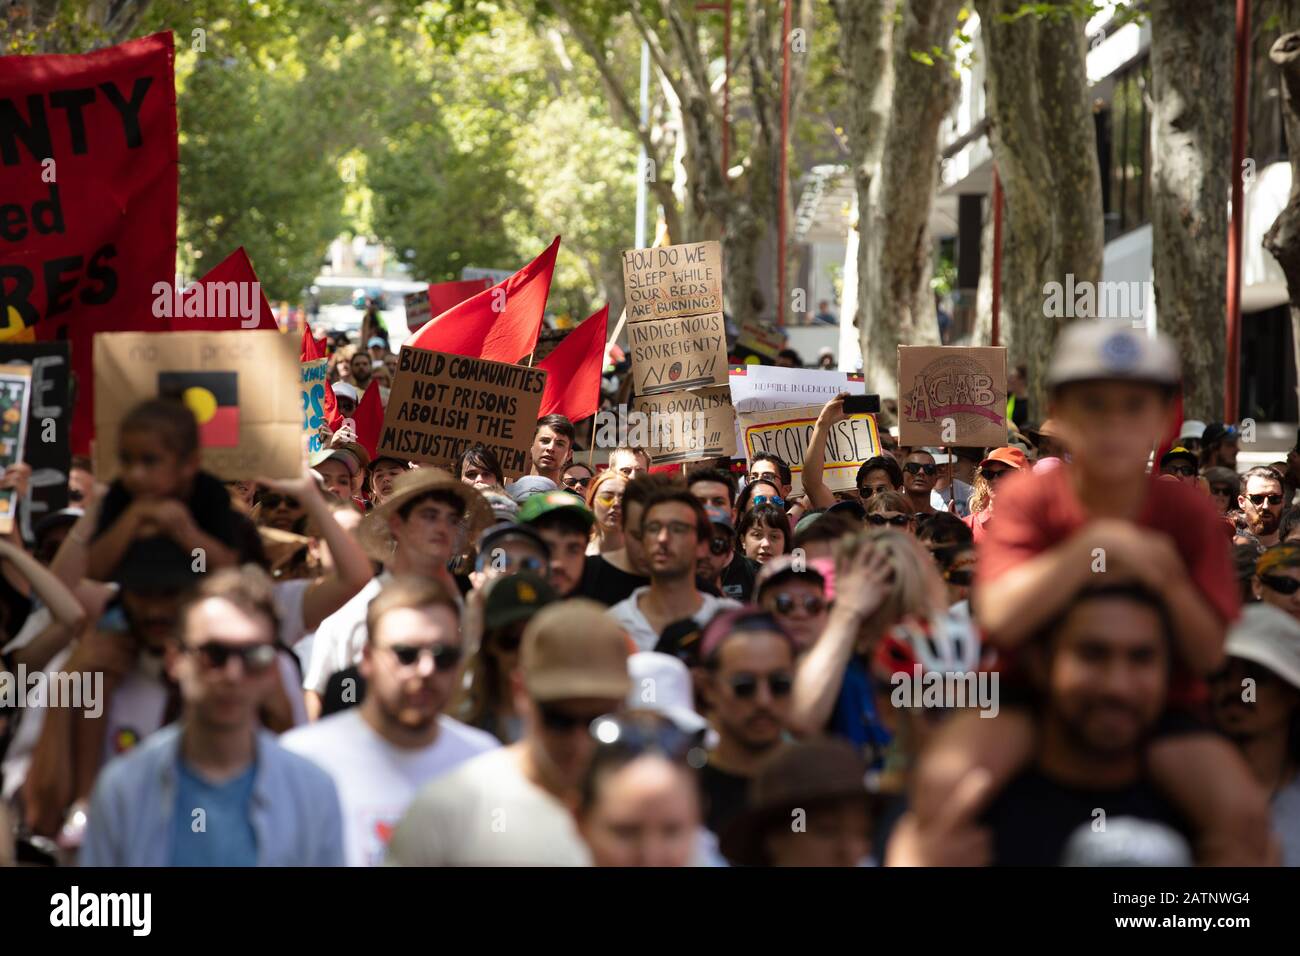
[2,318,1299,868]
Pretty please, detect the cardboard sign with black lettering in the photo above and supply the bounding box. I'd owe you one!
[632,386,737,466]
[0,343,71,542]
[0,366,33,535]
[93,331,302,481]
[740,404,881,496]
[628,311,728,396]
[897,346,1008,448]
[2,32,179,454]
[379,347,547,477]
[621,241,723,321]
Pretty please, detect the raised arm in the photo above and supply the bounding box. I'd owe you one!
[802,393,850,511]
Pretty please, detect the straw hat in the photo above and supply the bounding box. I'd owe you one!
[357,467,492,563]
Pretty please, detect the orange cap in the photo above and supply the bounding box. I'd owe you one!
[979,446,1029,471]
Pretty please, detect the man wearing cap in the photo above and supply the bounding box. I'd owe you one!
[920,320,1266,866]
[1239,466,1286,548]
[755,556,828,650]
[367,337,388,364]
[695,505,758,602]
[1200,422,1240,471]
[1028,418,1068,461]
[1178,419,1207,456]
[609,487,740,651]
[282,577,498,865]
[303,469,492,719]
[387,600,630,865]
[332,381,359,419]
[311,442,370,506]
[471,521,550,590]
[1158,446,1200,486]
[518,490,593,598]
[1209,603,1300,866]
[696,609,798,838]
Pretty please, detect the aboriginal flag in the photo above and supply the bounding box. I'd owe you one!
[158,371,239,447]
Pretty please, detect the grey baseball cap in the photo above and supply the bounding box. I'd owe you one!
[1045,321,1180,390]
[1225,603,1300,691]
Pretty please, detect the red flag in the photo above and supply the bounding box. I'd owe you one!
[537,305,609,422]
[427,278,491,316]
[166,247,278,332]
[407,237,560,362]
[352,380,384,460]
[300,321,341,431]
[4,32,178,453]
[301,321,325,362]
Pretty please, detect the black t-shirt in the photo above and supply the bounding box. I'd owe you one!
[579,554,648,607]
[983,766,1190,866]
[697,556,759,602]
[699,760,752,838]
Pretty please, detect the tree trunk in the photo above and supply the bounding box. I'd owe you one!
[1149,0,1234,421]
[975,0,1104,416]
[859,0,963,396]
[1264,31,1300,416]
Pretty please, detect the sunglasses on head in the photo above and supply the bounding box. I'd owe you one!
[903,462,937,476]
[539,703,611,733]
[259,493,300,510]
[1248,493,1284,507]
[710,534,734,556]
[189,641,278,673]
[773,593,825,615]
[1260,573,1300,595]
[386,643,463,668]
[867,513,910,527]
[727,672,794,700]
[750,494,785,508]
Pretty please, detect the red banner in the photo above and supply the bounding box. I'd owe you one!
[1,32,178,453]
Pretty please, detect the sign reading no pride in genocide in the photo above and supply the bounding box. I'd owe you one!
[94,331,302,481]
[897,345,1008,448]
[740,405,880,496]
[632,386,736,466]
[622,241,723,321]
[379,347,546,477]
[628,311,728,395]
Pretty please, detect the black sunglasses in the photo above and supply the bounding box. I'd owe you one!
[773,593,825,615]
[563,476,592,490]
[1260,573,1300,595]
[727,672,794,699]
[189,641,278,673]
[1163,464,1196,478]
[259,493,300,510]
[980,467,1011,482]
[903,462,938,476]
[1210,485,1236,497]
[867,513,911,527]
[710,534,734,556]
[386,643,463,668]
[1248,493,1285,507]
[539,703,611,733]
[944,569,974,587]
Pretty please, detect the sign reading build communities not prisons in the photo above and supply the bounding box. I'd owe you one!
[379,346,546,477]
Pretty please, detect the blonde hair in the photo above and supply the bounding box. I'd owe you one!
[969,471,992,515]
[586,469,628,543]
[834,528,946,650]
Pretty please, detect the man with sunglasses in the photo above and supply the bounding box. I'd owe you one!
[1209,603,1300,866]
[1204,467,1240,516]
[283,577,497,866]
[388,600,630,865]
[609,487,740,651]
[755,556,828,650]
[695,506,759,602]
[696,608,798,838]
[1239,466,1286,548]
[865,491,915,533]
[1158,447,1199,486]
[902,450,939,516]
[81,567,345,866]
[748,453,793,502]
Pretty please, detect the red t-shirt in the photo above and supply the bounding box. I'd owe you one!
[976,465,1240,707]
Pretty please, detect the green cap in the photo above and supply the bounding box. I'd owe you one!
[483,571,558,631]
[516,489,595,529]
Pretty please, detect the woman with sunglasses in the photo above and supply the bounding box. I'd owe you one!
[1254,544,1300,624]
[737,504,792,565]
[864,491,915,534]
[755,556,828,650]
[736,478,785,516]
[562,462,595,496]
[585,470,628,556]
[576,712,704,867]
[962,446,1027,543]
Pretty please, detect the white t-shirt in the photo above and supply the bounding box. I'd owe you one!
[281,709,497,866]
[386,746,592,866]
[303,573,388,694]
[609,587,741,652]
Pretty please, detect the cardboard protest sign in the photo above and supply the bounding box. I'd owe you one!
[897,346,1008,448]
[740,404,881,496]
[404,288,431,330]
[632,386,737,466]
[621,241,723,321]
[2,32,179,454]
[93,331,302,481]
[628,311,728,395]
[0,367,33,535]
[0,343,71,542]
[729,365,867,456]
[379,347,547,477]
[300,358,331,456]
[735,318,785,360]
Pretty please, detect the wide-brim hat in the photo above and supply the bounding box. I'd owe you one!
[719,739,875,867]
[358,467,493,563]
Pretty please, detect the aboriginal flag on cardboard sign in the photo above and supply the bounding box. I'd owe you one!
[158,371,239,447]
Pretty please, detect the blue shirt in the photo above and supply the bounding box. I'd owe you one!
[828,657,892,768]
[169,759,259,867]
